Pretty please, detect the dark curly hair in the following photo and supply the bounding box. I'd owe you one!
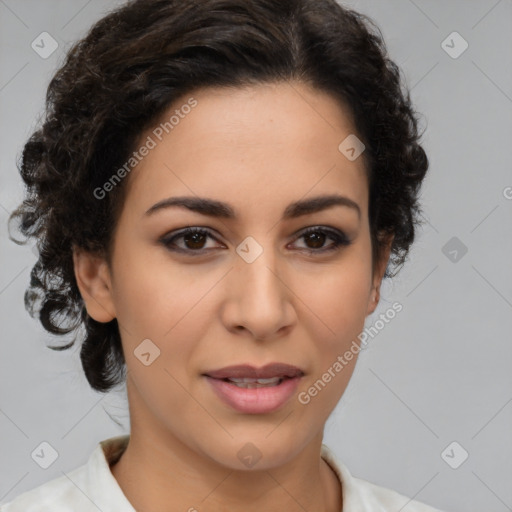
[8,0,429,393]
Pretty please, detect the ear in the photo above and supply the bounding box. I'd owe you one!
[72,245,116,323]
[366,234,394,316]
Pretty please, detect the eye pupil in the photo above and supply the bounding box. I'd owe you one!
[305,231,326,248]
[185,232,207,249]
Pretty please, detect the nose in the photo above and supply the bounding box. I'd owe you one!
[221,240,296,341]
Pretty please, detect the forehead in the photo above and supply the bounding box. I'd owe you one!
[122,81,368,220]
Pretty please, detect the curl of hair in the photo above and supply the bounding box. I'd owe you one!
[9,0,429,392]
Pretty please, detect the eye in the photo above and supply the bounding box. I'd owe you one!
[160,226,351,256]
[160,227,222,254]
[290,226,351,254]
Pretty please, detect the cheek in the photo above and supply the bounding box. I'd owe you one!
[111,239,209,339]
[110,247,219,379]
[295,253,373,342]
[115,260,206,417]
[293,259,371,415]
[304,271,369,326]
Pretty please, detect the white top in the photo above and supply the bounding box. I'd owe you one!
[0,435,444,511]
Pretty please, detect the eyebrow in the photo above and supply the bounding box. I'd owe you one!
[144,194,361,220]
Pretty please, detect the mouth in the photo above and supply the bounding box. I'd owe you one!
[202,363,305,414]
[216,376,289,389]
[203,362,304,382]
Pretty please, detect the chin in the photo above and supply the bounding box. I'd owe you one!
[196,430,313,472]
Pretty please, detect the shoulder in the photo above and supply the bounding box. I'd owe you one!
[0,463,92,512]
[0,435,131,512]
[351,476,444,511]
[321,444,445,512]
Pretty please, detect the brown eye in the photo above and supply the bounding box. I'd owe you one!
[182,230,208,250]
[161,227,223,254]
[291,226,351,254]
[303,230,327,249]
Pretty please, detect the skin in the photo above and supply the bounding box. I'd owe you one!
[73,80,392,512]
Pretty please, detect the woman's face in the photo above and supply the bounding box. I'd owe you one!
[75,81,389,470]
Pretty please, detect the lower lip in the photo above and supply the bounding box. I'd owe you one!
[204,376,301,414]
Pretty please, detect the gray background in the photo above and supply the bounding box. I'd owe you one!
[1,1,511,511]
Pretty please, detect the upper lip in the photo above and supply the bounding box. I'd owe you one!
[203,363,304,380]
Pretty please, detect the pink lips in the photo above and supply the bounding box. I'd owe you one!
[203,363,304,414]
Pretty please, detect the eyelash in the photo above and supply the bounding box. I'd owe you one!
[160,226,351,256]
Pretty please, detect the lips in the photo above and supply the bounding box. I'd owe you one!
[203,363,305,414]
[203,362,304,380]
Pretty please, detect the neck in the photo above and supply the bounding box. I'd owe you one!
[109,380,342,512]
[111,434,342,512]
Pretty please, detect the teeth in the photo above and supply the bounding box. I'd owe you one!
[229,377,281,384]
[227,377,283,388]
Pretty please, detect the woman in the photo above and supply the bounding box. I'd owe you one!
[4,0,442,510]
